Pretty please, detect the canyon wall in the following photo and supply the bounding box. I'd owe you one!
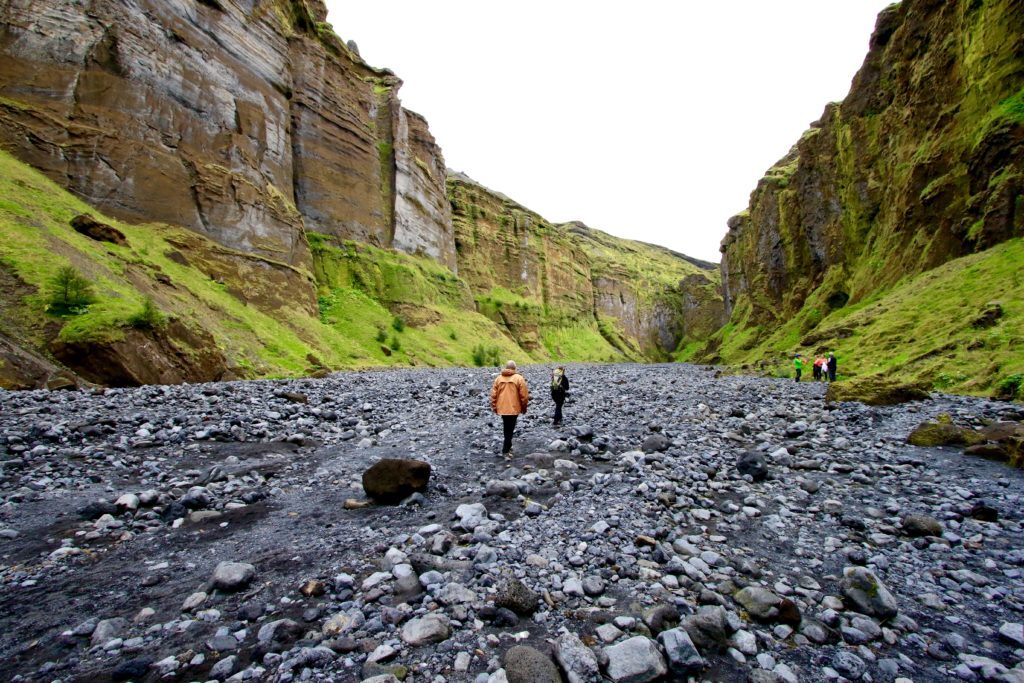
[0,0,720,386]
[719,0,1024,330]
[0,0,455,311]
[449,173,724,358]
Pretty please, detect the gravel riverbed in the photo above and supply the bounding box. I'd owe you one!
[1,363,1023,683]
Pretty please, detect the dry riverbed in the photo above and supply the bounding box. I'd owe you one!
[1,364,1023,683]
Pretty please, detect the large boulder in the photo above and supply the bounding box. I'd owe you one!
[907,417,982,447]
[362,459,431,503]
[71,214,128,246]
[825,377,930,406]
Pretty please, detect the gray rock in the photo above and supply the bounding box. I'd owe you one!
[553,631,600,683]
[454,502,488,530]
[999,622,1024,646]
[658,627,705,676]
[604,636,668,683]
[682,606,731,653]
[503,645,560,683]
[832,650,866,679]
[841,567,898,620]
[641,434,671,453]
[401,613,450,645]
[211,561,255,591]
[210,654,238,680]
[90,617,127,647]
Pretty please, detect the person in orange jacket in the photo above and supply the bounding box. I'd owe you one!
[491,360,529,455]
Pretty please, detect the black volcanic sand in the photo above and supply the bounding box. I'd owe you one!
[0,364,1022,682]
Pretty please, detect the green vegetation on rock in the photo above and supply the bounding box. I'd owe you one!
[716,239,1024,396]
[712,0,1024,399]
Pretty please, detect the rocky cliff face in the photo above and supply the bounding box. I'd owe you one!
[0,0,719,386]
[719,0,1024,329]
[0,0,454,298]
[449,174,723,358]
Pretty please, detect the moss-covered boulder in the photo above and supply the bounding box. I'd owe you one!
[907,420,984,448]
[825,377,931,406]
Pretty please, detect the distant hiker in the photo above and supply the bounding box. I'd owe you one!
[550,366,569,426]
[491,360,529,456]
[827,352,838,382]
[812,356,824,381]
[794,354,804,382]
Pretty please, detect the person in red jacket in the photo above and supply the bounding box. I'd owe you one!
[491,360,529,456]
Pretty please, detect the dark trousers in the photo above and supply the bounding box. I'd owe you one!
[553,395,565,424]
[795,369,802,382]
[828,367,836,381]
[501,415,518,453]
[812,366,821,381]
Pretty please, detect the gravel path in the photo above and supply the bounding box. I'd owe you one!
[1,364,1022,683]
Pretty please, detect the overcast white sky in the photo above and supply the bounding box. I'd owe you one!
[323,1,894,263]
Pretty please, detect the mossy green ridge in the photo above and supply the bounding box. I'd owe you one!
[720,238,1024,396]
[448,173,724,363]
[0,149,529,386]
[0,147,711,387]
[711,0,1024,397]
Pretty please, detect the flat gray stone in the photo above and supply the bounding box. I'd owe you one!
[604,636,667,683]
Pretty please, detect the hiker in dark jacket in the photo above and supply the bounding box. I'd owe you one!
[826,352,837,382]
[550,366,569,426]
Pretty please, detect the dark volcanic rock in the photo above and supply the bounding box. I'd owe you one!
[362,458,432,503]
[71,214,127,246]
[736,451,768,481]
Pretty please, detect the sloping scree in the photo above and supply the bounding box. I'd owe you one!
[0,364,1022,682]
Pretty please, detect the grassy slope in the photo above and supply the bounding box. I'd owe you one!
[721,238,1024,397]
[0,149,523,378]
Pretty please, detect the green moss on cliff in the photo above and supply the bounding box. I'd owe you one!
[447,174,722,359]
[715,0,1024,397]
[721,238,1024,396]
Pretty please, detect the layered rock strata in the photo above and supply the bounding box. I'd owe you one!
[449,173,724,356]
[0,0,454,297]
